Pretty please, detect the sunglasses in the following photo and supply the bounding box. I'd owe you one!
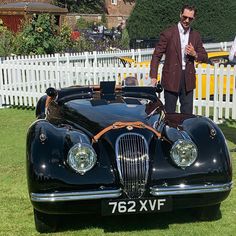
[181,15,194,21]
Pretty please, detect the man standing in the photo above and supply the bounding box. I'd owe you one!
[150,4,208,114]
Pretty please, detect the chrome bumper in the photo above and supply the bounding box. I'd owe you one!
[31,189,122,202]
[150,182,233,196]
[31,182,233,203]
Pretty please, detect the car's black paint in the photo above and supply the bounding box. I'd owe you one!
[27,84,232,232]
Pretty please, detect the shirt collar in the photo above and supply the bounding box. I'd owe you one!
[178,22,190,35]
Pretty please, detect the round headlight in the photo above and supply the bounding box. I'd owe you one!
[170,139,197,168]
[67,143,97,175]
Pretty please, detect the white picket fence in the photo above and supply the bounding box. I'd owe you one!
[0,59,235,123]
[1,41,233,66]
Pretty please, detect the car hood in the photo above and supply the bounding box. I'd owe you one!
[62,98,158,134]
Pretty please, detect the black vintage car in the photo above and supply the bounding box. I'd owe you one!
[26,82,233,233]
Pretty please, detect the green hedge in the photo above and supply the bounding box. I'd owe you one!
[127,0,236,42]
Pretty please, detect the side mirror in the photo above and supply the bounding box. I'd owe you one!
[156,82,163,94]
[46,87,57,97]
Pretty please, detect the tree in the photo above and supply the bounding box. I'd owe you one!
[13,14,73,55]
[14,14,61,55]
[0,24,14,57]
[127,0,236,42]
[55,0,106,13]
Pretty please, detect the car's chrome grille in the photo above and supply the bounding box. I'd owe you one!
[115,133,149,198]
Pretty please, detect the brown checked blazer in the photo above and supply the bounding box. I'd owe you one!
[150,25,208,93]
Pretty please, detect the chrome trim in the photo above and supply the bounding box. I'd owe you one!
[150,182,233,196]
[115,132,149,198]
[31,188,122,202]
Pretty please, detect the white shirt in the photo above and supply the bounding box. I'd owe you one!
[178,22,190,70]
[229,36,236,62]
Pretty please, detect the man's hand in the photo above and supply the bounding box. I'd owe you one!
[151,78,157,86]
[185,43,197,58]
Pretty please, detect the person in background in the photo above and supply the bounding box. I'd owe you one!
[98,24,106,39]
[150,4,208,114]
[229,36,236,152]
[70,26,80,41]
[98,24,106,34]
[92,21,98,33]
[117,20,126,32]
[229,36,236,62]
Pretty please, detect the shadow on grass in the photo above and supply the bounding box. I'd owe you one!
[55,208,221,233]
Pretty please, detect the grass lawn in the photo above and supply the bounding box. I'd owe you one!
[0,108,235,236]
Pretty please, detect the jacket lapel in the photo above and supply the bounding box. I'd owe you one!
[188,28,194,45]
[187,28,194,62]
[173,26,182,65]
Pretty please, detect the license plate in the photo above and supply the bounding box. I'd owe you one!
[101,197,172,216]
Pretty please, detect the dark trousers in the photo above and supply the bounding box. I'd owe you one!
[164,71,193,114]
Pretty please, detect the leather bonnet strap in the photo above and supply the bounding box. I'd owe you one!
[92,121,162,143]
